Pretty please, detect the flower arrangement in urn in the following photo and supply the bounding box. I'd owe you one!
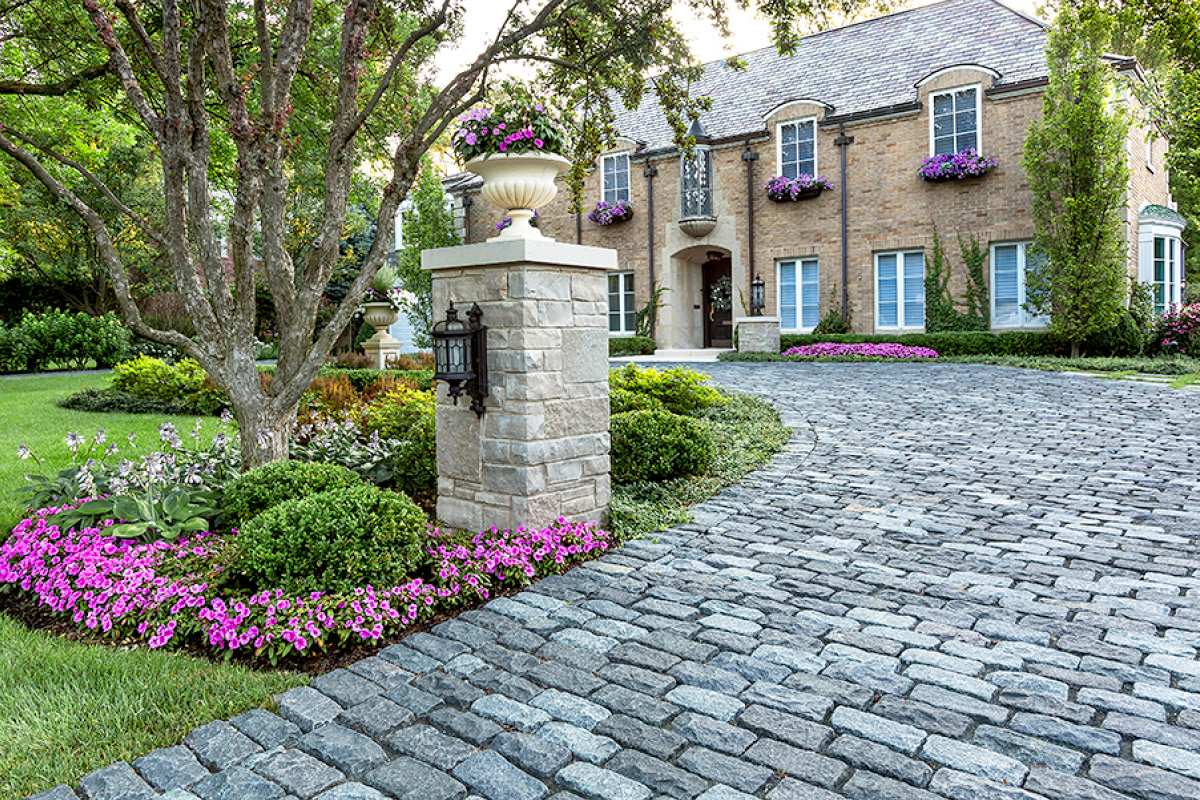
[453,84,572,240]
[766,174,833,201]
[918,148,997,182]
[588,199,634,226]
[363,264,401,308]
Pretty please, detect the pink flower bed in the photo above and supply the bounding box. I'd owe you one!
[782,342,939,359]
[1,505,611,662]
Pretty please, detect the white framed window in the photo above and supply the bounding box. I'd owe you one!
[777,118,817,179]
[601,153,631,204]
[1152,235,1182,314]
[875,250,925,330]
[990,242,1049,329]
[608,271,636,335]
[777,259,820,332]
[930,85,981,155]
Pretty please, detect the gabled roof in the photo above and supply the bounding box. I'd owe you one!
[615,0,1048,150]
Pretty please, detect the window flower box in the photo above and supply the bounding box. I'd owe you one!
[766,174,833,202]
[918,149,997,182]
[587,200,634,226]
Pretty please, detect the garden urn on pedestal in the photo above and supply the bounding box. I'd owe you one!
[466,151,572,241]
[361,301,402,369]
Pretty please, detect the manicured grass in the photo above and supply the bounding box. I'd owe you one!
[0,372,212,532]
[610,392,790,537]
[0,371,304,798]
[0,613,304,798]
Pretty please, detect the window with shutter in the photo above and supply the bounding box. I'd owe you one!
[990,242,1048,329]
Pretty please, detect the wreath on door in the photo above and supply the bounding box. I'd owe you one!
[708,274,733,316]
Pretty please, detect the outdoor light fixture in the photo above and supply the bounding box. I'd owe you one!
[751,274,766,316]
[432,301,489,417]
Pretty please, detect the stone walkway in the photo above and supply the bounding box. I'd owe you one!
[35,363,1200,800]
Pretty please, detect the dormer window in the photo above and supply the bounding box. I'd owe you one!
[778,118,817,178]
[930,86,981,155]
[601,153,631,204]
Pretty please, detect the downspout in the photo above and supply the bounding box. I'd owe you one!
[462,195,473,244]
[741,143,759,314]
[835,125,855,320]
[575,209,582,244]
[643,160,658,337]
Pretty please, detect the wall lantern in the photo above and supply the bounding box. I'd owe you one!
[432,301,489,417]
[750,274,766,316]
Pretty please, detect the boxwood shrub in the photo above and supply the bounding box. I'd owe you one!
[609,364,726,416]
[778,331,1070,357]
[611,409,716,483]
[222,460,363,525]
[111,355,228,414]
[609,336,656,357]
[227,483,427,594]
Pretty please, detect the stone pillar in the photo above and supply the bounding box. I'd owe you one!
[735,316,781,353]
[422,237,617,532]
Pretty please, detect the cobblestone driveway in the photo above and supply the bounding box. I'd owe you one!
[45,364,1200,800]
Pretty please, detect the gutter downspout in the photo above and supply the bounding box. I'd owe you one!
[575,209,582,244]
[462,195,473,244]
[835,125,854,320]
[741,143,759,315]
[643,160,658,338]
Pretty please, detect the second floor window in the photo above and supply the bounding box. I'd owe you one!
[602,153,631,204]
[681,146,713,218]
[931,86,980,155]
[779,119,816,178]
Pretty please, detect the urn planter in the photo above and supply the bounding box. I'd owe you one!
[465,151,571,240]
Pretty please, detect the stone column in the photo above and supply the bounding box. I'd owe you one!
[422,237,616,532]
[735,316,781,353]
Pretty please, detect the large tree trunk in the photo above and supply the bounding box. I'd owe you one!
[235,402,295,469]
[1071,341,1082,358]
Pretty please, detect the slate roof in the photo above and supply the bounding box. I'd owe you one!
[1139,203,1188,227]
[615,0,1047,150]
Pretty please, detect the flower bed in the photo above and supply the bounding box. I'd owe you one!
[1,506,611,662]
[766,174,833,201]
[587,200,634,226]
[918,149,997,182]
[782,342,940,359]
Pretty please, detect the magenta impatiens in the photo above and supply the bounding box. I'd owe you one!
[782,342,939,359]
[1,505,611,662]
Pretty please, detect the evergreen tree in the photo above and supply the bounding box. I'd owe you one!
[395,161,460,348]
[1024,1,1130,355]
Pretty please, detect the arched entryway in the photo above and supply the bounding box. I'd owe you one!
[661,245,734,349]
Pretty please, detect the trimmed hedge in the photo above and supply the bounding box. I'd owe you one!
[261,365,434,392]
[609,336,656,357]
[611,409,716,483]
[778,331,1069,357]
[58,387,206,416]
[0,310,131,372]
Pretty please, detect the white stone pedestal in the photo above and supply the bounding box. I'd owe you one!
[422,237,617,532]
[362,333,402,369]
[736,316,781,354]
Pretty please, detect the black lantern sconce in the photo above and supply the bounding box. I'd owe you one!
[750,274,766,316]
[432,301,489,417]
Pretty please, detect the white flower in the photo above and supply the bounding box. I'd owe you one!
[16,444,30,460]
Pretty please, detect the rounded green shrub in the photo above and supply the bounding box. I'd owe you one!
[609,336,656,357]
[228,484,427,594]
[608,364,726,416]
[387,409,437,501]
[611,409,716,483]
[222,460,362,525]
[610,386,666,414]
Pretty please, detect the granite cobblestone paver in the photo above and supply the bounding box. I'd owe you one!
[38,365,1200,800]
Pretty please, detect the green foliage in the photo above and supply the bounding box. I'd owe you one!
[1023,2,1131,351]
[112,356,225,415]
[635,283,668,338]
[608,364,726,416]
[395,160,461,349]
[364,385,437,500]
[924,230,987,332]
[222,460,363,526]
[609,336,656,357]
[610,386,667,414]
[940,354,1200,374]
[812,309,851,335]
[58,388,207,416]
[0,311,131,372]
[1084,308,1147,356]
[611,410,716,483]
[228,484,427,595]
[55,487,218,542]
[960,234,990,328]
[1129,279,1155,333]
[364,385,435,439]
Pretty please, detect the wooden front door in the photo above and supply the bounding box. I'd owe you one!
[702,255,733,348]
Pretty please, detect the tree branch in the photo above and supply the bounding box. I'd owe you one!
[0,61,111,95]
[80,0,163,135]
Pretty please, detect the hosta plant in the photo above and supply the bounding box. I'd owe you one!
[54,486,218,541]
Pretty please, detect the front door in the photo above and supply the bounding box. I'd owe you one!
[702,255,733,348]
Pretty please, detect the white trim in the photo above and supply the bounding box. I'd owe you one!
[600,152,631,204]
[761,98,833,123]
[775,117,818,178]
[874,250,925,332]
[607,270,636,336]
[989,241,1048,330]
[914,64,1000,88]
[1145,137,1156,173]
[776,258,820,333]
[928,83,983,157]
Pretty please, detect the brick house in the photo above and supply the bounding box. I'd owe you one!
[444,0,1185,349]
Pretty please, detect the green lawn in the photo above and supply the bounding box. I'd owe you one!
[0,372,213,532]
[0,614,304,798]
[0,371,306,798]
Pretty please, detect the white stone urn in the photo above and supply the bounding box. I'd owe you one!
[362,301,399,332]
[465,152,571,240]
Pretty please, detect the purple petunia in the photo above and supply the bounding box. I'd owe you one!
[782,342,939,359]
[587,200,634,226]
[918,148,997,181]
[765,174,834,201]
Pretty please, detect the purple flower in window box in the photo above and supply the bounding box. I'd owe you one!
[918,148,997,182]
[765,174,834,202]
[496,210,540,232]
[587,200,634,226]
